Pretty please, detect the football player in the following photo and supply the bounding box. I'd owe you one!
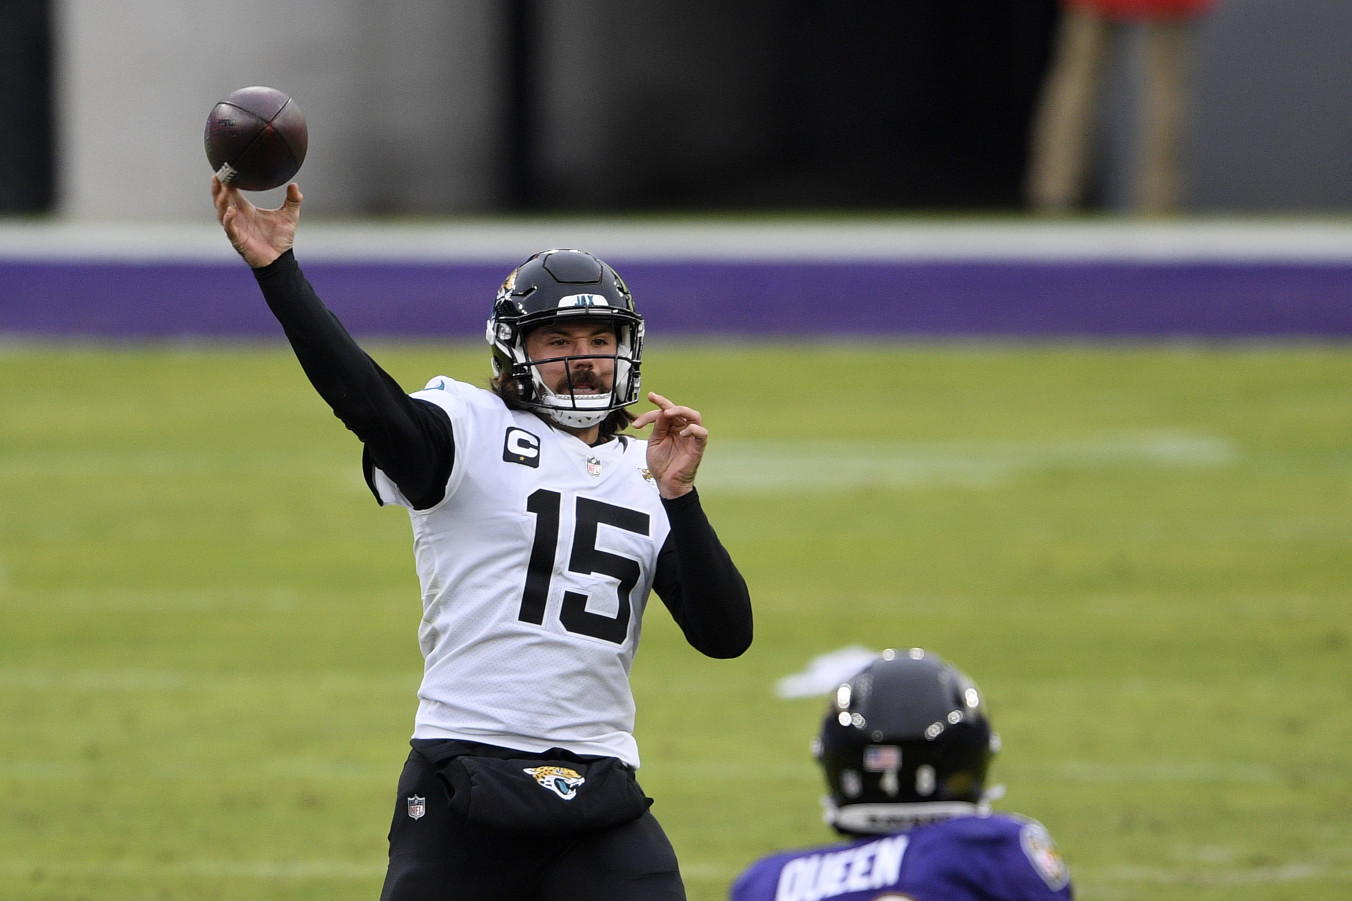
[730,649,1072,901]
[211,178,753,901]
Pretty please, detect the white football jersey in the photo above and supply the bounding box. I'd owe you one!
[367,376,670,767]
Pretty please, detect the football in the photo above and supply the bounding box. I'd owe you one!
[204,86,308,191]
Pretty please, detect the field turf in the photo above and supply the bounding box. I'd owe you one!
[2,339,1350,900]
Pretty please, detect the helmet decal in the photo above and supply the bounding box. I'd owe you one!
[864,745,901,772]
[557,293,610,308]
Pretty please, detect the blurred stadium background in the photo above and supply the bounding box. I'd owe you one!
[4,0,1352,218]
[3,2,1352,901]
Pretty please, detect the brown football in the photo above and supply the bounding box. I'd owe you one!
[204,86,307,191]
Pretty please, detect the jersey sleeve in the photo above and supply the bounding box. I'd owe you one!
[728,854,786,901]
[363,377,471,509]
[252,250,455,509]
[1011,820,1073,898]
[919,816,1073,901]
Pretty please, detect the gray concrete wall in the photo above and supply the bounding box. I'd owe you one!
[54,0,506,220]
[1189,0,1352,211]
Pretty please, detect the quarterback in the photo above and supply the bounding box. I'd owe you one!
[211,178,753,901]
[731,649,1072,901]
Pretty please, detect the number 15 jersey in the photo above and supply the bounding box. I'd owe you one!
[366,376,671,768]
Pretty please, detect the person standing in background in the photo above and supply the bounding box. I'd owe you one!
[1025,0,1221,214]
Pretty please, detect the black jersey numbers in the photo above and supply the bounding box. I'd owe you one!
[518,489,650,643]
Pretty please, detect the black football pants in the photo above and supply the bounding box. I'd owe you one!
[379,747,686,901]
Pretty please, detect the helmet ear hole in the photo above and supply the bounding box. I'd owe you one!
[501,374,533,404]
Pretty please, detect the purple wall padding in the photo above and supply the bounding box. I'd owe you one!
[2,258,1350,338]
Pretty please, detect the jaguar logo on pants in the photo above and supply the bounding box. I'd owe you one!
[523,766,586,800]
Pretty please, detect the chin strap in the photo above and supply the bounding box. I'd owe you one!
[535,401,612,429]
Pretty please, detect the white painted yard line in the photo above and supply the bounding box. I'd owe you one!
[1030,760,1279,783]
[679,860,747,883]
[762,589,1339,618]
[0,447,349,476]
[4,858,1346,886]
[0,587,301,612]
[1097,862,1351,886]
[0,668,412,693]
[176,859,385,879]
[0,431,1234,489]
[0,758,386,781]
[0,858,384,880]
[698,431,1235,492]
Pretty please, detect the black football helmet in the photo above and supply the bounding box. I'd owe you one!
[814,648,1000,835]
[486,249,643,429]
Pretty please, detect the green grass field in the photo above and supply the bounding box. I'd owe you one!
[2,339,1350,900]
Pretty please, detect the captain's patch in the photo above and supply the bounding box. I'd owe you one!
[503,427,541,467]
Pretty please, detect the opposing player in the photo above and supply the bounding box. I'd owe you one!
[730,649,1072,901]
[210,178,753,901]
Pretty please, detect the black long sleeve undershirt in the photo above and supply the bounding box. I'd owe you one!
[652,489,753,658]
[253,250,454,508]
[251,249,751,658]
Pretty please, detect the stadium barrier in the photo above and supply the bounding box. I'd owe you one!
[4,221,1351,338]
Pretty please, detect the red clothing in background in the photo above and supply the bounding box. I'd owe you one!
[1062,0,1219,20]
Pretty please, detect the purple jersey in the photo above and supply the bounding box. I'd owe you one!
[730,814,1072,901]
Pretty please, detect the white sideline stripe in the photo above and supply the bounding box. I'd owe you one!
[698,432,1234,492]
[0,859,383,880]
[5,218,1352,262]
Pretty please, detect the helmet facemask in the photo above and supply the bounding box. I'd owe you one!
[489,308,644,430]
[487,249,645,431]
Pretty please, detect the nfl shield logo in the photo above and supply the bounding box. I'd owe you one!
[407,795,426,820]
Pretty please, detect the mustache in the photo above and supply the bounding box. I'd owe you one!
[568,370,602,390]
